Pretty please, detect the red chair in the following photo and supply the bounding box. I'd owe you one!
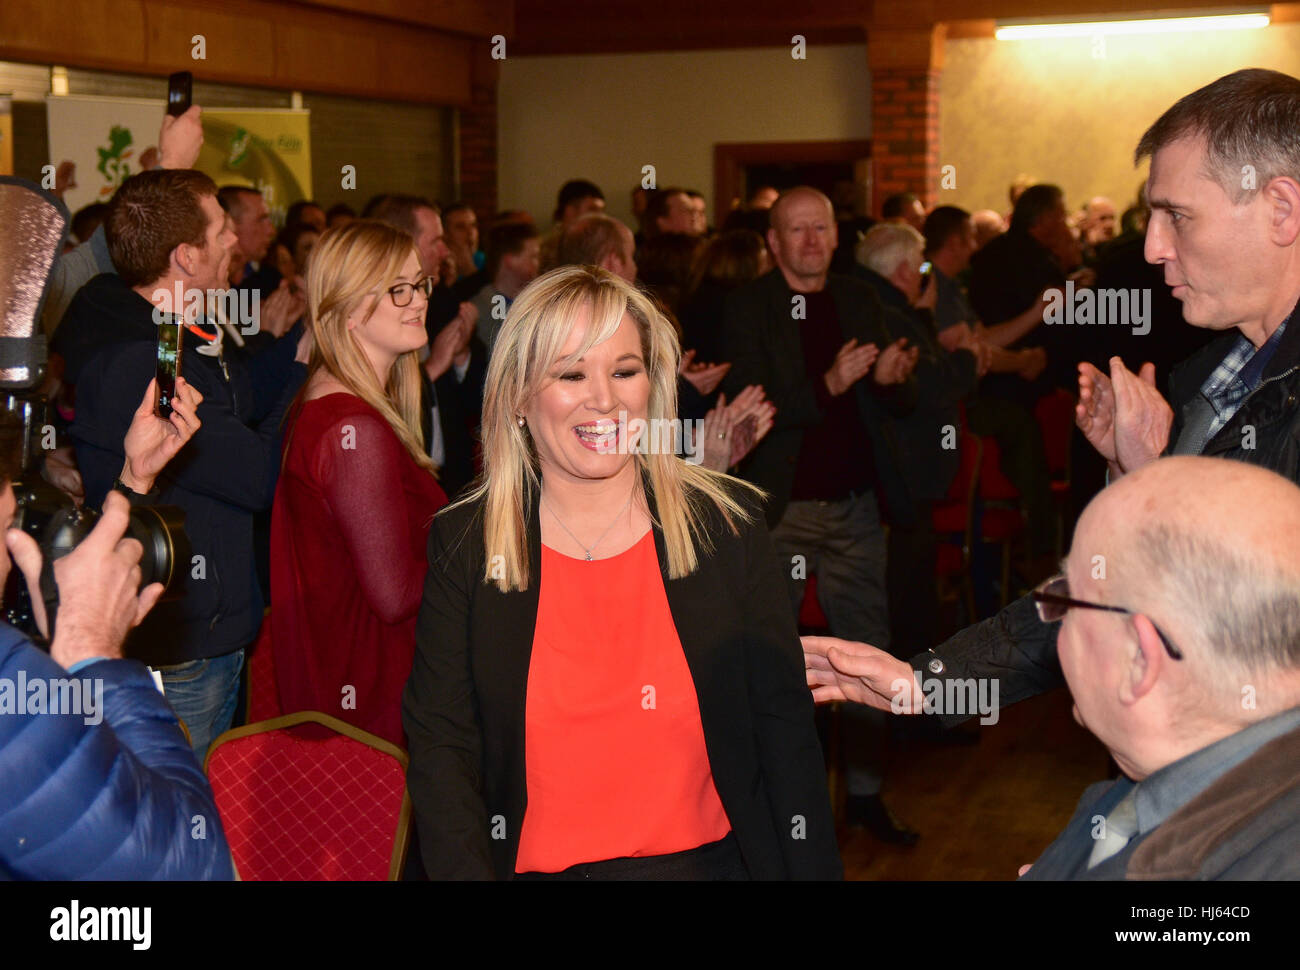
[1035,388,1077,557]
[244,613,281,724]
[976,436,1028,607]
[932,427,981,623]
[205,711,411,881]
[798,573,830,631]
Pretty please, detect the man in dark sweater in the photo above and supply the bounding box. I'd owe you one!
[721,186,919,842]
[56,169,308,758]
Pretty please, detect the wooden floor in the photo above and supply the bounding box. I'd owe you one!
[837,687,1112,880]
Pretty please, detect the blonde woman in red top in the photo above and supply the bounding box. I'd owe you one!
[403,265,840,879]
[271,220,447,746]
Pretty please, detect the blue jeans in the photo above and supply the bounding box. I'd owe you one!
[155,648,245,761]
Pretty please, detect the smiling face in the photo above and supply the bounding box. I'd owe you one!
[524,309,651,489]
[347,251,429,380]
[1145,135,1282,335]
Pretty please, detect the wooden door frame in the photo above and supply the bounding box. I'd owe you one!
[713,139,873,225]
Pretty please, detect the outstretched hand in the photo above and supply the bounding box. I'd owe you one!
[803,635,924,713]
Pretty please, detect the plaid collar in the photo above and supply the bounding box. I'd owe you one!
[1199,318,1289,430]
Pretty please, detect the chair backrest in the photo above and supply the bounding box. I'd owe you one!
[1035,388,1076,480]
[245,615,281,723]
[977,435,1022,501]
[798,573,830,631]
[205,711,411,881]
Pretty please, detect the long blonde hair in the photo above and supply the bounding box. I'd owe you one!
[301,219,435,473]
[452,264,761,592]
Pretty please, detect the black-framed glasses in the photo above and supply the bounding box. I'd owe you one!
[1032,574,1184,660]
[387,277,434,307]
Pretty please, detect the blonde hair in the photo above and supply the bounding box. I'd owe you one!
[453,264,761,592]
[301,219,435,473]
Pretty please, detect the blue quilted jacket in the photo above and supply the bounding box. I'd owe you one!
[0,622,234,879]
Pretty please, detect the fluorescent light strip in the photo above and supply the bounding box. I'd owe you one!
[996,13,1269,39]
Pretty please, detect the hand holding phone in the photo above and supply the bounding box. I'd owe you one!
[167,71,193,117]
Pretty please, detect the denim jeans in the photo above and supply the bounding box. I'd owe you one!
[154,648,245,761]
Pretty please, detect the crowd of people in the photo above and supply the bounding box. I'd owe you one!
[2,66,1299,881]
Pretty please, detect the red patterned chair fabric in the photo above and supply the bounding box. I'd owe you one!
[205,712,410,880]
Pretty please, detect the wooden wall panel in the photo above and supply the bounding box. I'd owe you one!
[0,0,473,104]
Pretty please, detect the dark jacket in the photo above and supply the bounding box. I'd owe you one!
[855,266,979,511]
[967,227,1070,401]
[911,301,1300,725]
[59,273,306,665]
[420,333,488,500]
[719,269,917,528]
[401,479,842,880]
[0,622,234,879]
[1023,718,1300,880]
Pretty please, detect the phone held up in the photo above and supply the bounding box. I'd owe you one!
[156,322,183,419]
[167,71,192,117]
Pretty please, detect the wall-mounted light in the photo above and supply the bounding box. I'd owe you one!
[995,9,1270,40]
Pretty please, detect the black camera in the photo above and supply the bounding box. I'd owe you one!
[3,443,190,641]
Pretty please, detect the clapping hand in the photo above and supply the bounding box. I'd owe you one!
[680,349,731,397]
[1076,356,1172,478]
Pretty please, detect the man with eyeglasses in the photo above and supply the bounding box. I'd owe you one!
[804,70,1300,775]
[820,455,1300,878]
[1029,457,1298,878]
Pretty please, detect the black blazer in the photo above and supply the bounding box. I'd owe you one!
[401,478,843,880]
[719,269,918,528]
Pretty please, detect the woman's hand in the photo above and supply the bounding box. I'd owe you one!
[120,376,203,493]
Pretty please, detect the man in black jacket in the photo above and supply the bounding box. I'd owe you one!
[852,221,984,658]
[806,69,1300,736]
[721,186,919,841]
[57,169,309,758]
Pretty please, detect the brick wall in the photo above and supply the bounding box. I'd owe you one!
[458,78,497,220]
[870,66,940,216]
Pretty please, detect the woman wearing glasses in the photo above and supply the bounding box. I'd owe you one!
[270,220,448,746]
[402,265,841,879]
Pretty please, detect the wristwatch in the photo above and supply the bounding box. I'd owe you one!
[111,477,159,504]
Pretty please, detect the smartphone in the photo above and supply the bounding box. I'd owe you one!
[167,71,192,117]
[156,322,183,418]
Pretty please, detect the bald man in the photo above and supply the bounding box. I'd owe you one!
[720,185,921,841]
[814,456,1300,878]
[970,210,1005,250]
[1027,457,1300,878]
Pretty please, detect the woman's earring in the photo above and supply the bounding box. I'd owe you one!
[517,415,526,427]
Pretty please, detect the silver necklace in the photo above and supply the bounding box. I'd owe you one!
[542,490,635,561]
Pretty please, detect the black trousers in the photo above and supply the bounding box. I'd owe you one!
[512,833,748,881]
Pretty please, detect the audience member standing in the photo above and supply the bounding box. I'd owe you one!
[721,186,920,842]
[271,221,448,746]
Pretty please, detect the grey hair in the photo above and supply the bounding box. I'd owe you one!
[856,222,924,278]
[1135,68,1300,204]
[1125,523,1300,701]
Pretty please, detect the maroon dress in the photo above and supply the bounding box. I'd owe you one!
[271,393,447,746]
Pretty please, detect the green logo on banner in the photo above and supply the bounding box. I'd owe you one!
[228,128,250,168]
[95,125,133,198]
